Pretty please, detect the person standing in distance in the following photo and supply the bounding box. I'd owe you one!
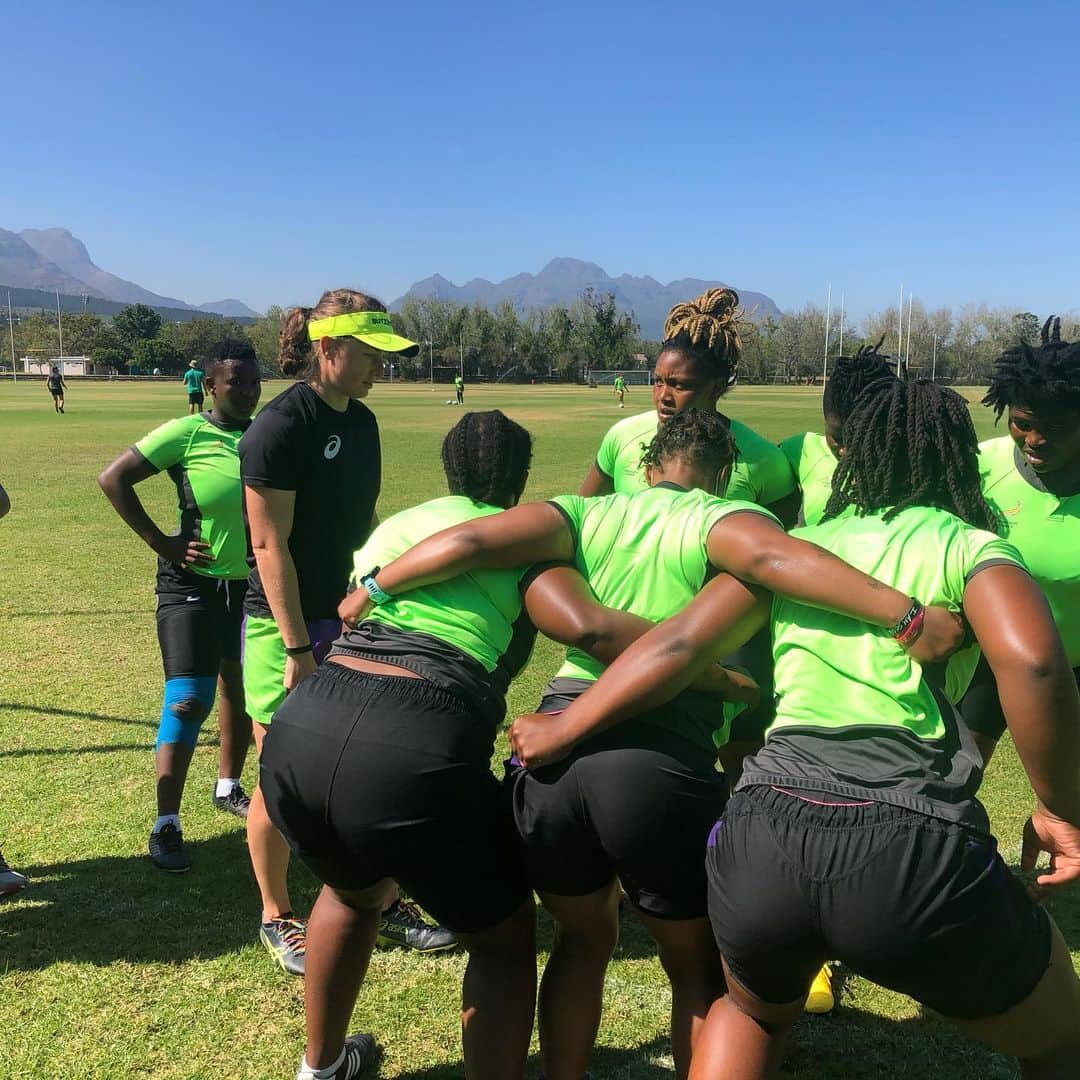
[185,360,206,414]
[454,372,464,405]
[240,289,454,977]
[613,373,628,408]
[47,365,67,414]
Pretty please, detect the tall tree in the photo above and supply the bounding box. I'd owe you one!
[114,303,163,344]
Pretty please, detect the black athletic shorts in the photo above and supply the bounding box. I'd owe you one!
[511,703,727,919]
[260,662,530,934]
[188,392,204,406]
[707,785,1052,1018]
[155,560,245,678]
[959,652,1080,742]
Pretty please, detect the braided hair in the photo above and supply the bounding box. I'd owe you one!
[983,315,1080,419]
[824,378,998,532]
[822,337,897,423]
[441,410,533,508]
[660,287,744,391]
[639,408,737,478]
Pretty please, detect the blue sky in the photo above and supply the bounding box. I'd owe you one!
[8,1,1079,319]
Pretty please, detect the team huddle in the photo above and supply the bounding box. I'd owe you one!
[50,284,1079,1080]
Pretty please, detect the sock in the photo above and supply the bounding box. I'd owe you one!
[298,1049,346,1079]
[153,814,181,833]
[215,778,240,798]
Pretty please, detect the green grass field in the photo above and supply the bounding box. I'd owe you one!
[0,379,1072,1078]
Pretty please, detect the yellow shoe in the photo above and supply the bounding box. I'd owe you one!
[804,963,835,1014]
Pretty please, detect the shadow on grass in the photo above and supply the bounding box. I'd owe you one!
[0,702,155,729]
[2,610,146,618]
[394,1036,675,1079]
[0,830,321,972]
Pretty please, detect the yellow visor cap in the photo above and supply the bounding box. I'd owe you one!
[307,311,420,357]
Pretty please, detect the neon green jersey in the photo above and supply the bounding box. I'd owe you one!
[779,431,839,526]
[979,435,1080,665]
[738,506,1024,828]
[134,413,250,579]
[549,484,777,685]
[613,377,626,391]
[351,495,525,673]
[594,409,795,507]
[454,375,463,389]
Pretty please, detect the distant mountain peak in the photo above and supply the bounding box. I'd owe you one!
[2,226,258,318]
[391,258,780,339]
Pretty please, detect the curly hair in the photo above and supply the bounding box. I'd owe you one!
[659,287,745,391]
[441,410,533,507]
[983,315,1080,419]
[639,408,737,480]
[824,378,998,531]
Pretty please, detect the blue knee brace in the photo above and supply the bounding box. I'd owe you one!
[156,676,217,750]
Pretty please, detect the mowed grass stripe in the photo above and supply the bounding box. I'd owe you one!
[0,380,1060,1077]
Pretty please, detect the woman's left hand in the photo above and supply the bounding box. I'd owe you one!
[338,588,372,629]
[509,713,576,770]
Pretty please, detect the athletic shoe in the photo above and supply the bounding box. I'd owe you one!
[296,1033,378,1079]
[0,849,28,897]
[260,914,307,976]
[148,823,192,873]
[212,784,251,820]
[377,899,457,954]
[805,963,835,1014]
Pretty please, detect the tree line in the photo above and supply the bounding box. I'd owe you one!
[3,294,1073,384]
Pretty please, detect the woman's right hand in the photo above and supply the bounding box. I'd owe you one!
[339,588,373,630]
[284,651,318,692]
[155,536,212,569]
[905,605,964,664]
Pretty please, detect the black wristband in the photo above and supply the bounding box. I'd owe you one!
[889,599,923,639]
[284,643,314,657]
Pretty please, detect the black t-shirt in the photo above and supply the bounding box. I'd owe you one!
[47,374,62,392]
[239,382,381,619]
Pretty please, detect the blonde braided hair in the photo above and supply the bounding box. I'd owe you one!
[662,287,744,389]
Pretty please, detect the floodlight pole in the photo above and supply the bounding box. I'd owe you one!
[427,339,433,385]
[931,334,938,382]
[822,283,832,384]
[837,293,845,358]
[459,333,464,378]
[897,284,904,360]
[8,291,16,383]
[56,288,64,359]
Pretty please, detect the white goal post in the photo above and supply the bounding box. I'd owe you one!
[588,368,653,386]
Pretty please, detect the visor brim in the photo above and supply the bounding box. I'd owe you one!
[350,331,420,357]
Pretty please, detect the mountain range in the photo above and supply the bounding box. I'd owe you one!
[392,257,780,340]
[0,228,259,318]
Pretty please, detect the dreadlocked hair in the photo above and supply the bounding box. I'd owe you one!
[824,378,999,532]
[822,336,897,422]
[983,315,1080,419]
[639,408,737,478]
[441,410,533,508]
[660,287,744,391]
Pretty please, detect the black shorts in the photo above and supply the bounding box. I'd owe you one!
[511,708,727,919]
[959,653,1080,741]
[49,388,63,398]
[188,392,204,405]
[260,662,530,934]
[707,785,1052,1018]
[155,561,245,678]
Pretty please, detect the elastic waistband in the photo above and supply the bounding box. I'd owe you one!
[736,784,954,831]
[320,659,470,716]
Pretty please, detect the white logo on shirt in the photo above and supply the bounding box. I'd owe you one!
[324,435,342,460]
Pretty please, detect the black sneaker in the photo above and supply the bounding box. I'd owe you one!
[212,784,251,820]
[260,914,306,976]
[0,848,28,897]
[148,822,191,873]
[296,1033,378,1079]
[377,899,457,954]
